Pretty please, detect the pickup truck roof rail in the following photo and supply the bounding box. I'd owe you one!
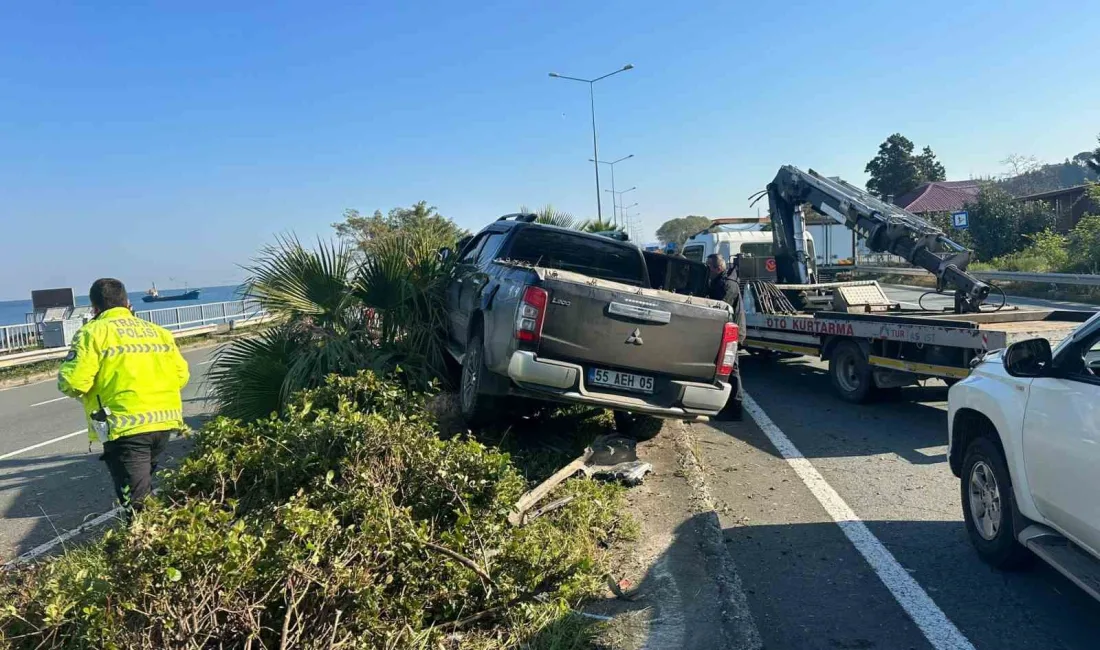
[496,213,539,223]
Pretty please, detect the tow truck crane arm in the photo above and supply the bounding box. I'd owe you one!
[766,165,991,313]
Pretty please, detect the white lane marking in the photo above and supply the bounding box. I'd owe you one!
[30,396,68,408]
[5,506,123,567]
[743,394,975,650]
[0,429,87,461]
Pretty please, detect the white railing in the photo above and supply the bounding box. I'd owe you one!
[135,299,265,332]
[0,299,267,355]
[0,323,39,354]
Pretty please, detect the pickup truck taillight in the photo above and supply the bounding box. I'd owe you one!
[716,322,739,377]
[515,286,548,343]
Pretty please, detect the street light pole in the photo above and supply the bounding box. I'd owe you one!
[611,186,638,227]
[550,64,634,222]
[590,154,633,226]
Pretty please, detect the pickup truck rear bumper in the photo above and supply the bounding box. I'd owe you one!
[506,350,730,418]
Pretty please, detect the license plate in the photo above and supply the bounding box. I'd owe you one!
[588,368,655,394]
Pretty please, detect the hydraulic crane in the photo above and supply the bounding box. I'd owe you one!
[764,165,992,313]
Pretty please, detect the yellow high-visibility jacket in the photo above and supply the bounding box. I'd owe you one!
[57,307,190,442]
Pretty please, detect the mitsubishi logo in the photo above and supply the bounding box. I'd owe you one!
[625,328,644,346]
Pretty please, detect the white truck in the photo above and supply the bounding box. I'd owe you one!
[948,310,1100,600]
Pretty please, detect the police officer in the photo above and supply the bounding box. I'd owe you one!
[706,254,746,420]
[58,278,190,512]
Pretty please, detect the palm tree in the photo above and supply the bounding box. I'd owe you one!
[576,217,627,236]
[520,204,576,229]
[209,228,458,420]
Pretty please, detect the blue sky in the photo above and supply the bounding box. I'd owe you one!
[2,1,1098,300]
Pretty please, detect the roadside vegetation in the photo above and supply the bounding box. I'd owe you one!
[1,204,633,649]
[0,372,631,648]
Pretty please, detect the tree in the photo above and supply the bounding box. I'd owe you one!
[864,134,946,200]
[655,215,712,247]
[1068,215,1100,272]
[211,228,457,420]
[333,201,467,253]
[1087,134,1100,176]
[519,204,576,229]
[964,186,1057,261]
[915,146,947,184]
[576,216,627,235]
[1000,154,1041,178]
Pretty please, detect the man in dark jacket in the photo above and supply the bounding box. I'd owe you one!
[706,254,746,420]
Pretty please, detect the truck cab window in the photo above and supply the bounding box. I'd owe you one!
[740,243,774,258]
[682,245,704,263]
[477,233,507,265]
[505,228,647,286]
[459,234,487,264]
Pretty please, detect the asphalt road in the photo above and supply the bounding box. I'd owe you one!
[691,287,1100,649]
[0,345,219,561]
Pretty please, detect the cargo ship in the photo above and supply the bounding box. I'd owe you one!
[141,283,201,303]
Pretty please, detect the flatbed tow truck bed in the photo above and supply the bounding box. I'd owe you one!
[744,308,1092,402]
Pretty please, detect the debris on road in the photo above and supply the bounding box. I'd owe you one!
[508,434,653,526]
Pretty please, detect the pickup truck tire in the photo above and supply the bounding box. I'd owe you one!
[614,411,663,441]
[459,333,497,427]
[829,341,875,403]
[961,436,1034,570]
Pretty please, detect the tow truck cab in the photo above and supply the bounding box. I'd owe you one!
[681,222,817,282]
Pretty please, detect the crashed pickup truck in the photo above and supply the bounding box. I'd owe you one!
[443,213,738,437]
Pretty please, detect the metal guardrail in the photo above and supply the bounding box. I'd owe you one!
[854,266,1100,287]
[0,299,266,355]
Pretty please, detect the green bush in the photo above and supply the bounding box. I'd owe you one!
[1068,215,1100,273]
[0,372,629,649]
[972,229,1069,273]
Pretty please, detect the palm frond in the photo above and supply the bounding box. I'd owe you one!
[576,217,625,234]
[207,326,305,421]
[521,204,576,229]
[243,235,357,326]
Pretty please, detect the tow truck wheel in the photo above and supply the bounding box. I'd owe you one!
[460,332,497,427]
[829,341,874,403]
[613,411,663,441]
[961,436,1034,569]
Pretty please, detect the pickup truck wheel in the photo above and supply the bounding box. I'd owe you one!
[829,341,874,403]
[613,411,663,441]
[961,437,1033,569]
[460,333,497,427]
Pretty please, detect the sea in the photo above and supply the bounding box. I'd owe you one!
[0,285,245,327]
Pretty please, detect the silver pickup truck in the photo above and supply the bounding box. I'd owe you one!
[443,214,738,437]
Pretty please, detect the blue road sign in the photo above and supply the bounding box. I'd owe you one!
[951,210,969,230]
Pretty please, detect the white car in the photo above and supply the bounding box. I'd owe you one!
[948,310,1100,599]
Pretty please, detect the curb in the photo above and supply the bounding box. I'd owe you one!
[669,421,763,650]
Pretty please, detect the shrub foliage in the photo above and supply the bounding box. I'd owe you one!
[0,373,629,649]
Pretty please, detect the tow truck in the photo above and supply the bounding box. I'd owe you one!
[740,166,1092,403]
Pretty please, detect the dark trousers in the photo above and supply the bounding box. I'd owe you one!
[717,369,743,421]
[101,430,170,510]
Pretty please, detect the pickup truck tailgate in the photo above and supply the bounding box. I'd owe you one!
[534,268,732,381]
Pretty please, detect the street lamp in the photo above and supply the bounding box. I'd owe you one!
[607,186,642,227]
[549,64,634,222]
[589,154,633,226]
